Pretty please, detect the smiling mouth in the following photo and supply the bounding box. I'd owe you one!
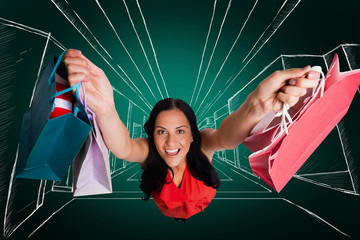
[165,149,180,156]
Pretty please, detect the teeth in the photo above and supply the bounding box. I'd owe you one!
[165,149,179,153]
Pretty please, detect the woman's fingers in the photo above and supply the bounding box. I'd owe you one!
[67,64,91,77]
[281,85,307,97]
[62,49,115,116]
[67,73,89,99]
[254,65,323,115]
[279,68,322,107]
[66,64,91,90]
[63,56,88,68]
[64,49,82,58]
[277,92,299,107]
[270,66,311,85]
[77,53,104,76]
[68,72,88,84]
[64,51,92,87]
[289,70,320,88]
[290,78,319,88]
[67,75,98,103]
[307,70,321,80]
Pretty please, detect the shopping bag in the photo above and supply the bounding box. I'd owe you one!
[243,54,360,192]
[243,67,324,152]
[16,51,92,181]
[72,113,113,197]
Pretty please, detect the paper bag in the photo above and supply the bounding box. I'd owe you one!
[243,54,360,192]
[16,51,92,181]
[72,113,112,197]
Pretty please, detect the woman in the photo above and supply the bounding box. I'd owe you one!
[63,49,320,221]
[142,97,220,222]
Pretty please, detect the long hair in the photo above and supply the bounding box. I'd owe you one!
[140,98,221,201]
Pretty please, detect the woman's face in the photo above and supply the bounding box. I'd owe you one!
[154,108,193,169]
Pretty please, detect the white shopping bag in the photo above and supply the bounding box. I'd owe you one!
[73,114,112,196]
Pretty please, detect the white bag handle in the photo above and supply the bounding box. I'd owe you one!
[278,66,325,135]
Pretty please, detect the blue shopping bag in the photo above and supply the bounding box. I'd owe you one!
[16,51,92,181]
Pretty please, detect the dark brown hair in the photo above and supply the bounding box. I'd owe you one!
[140,98,221,201]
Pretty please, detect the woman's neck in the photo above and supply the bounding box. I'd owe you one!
[170,159,186,176]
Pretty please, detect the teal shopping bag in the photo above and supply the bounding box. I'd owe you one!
[16,51,92,181]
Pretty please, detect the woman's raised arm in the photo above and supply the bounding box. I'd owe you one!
[64,49,148,164]
[201,66,321,153]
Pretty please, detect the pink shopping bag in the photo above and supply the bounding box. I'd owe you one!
[243,54,360,192]
[72,113,112,197]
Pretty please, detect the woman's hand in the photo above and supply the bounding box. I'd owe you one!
[251,66,321,115]
[201,66,322,152]
[63,49,114,117]
[63,49,149,164]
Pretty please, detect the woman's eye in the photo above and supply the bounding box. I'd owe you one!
[177,130,185,134]
[157,130,166,135]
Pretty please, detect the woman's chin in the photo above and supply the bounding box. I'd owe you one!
[164,157,186,169]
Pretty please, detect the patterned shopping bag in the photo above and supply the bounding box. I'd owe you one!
[16,51,92,181]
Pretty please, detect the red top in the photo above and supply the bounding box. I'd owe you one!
[152,163,216,219]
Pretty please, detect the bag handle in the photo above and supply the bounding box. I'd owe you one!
[278,66,325,135]
[311,66,326,98]
[48,50,88,115]
[48,50,67,86]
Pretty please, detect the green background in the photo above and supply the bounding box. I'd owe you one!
[1,0,360,239]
